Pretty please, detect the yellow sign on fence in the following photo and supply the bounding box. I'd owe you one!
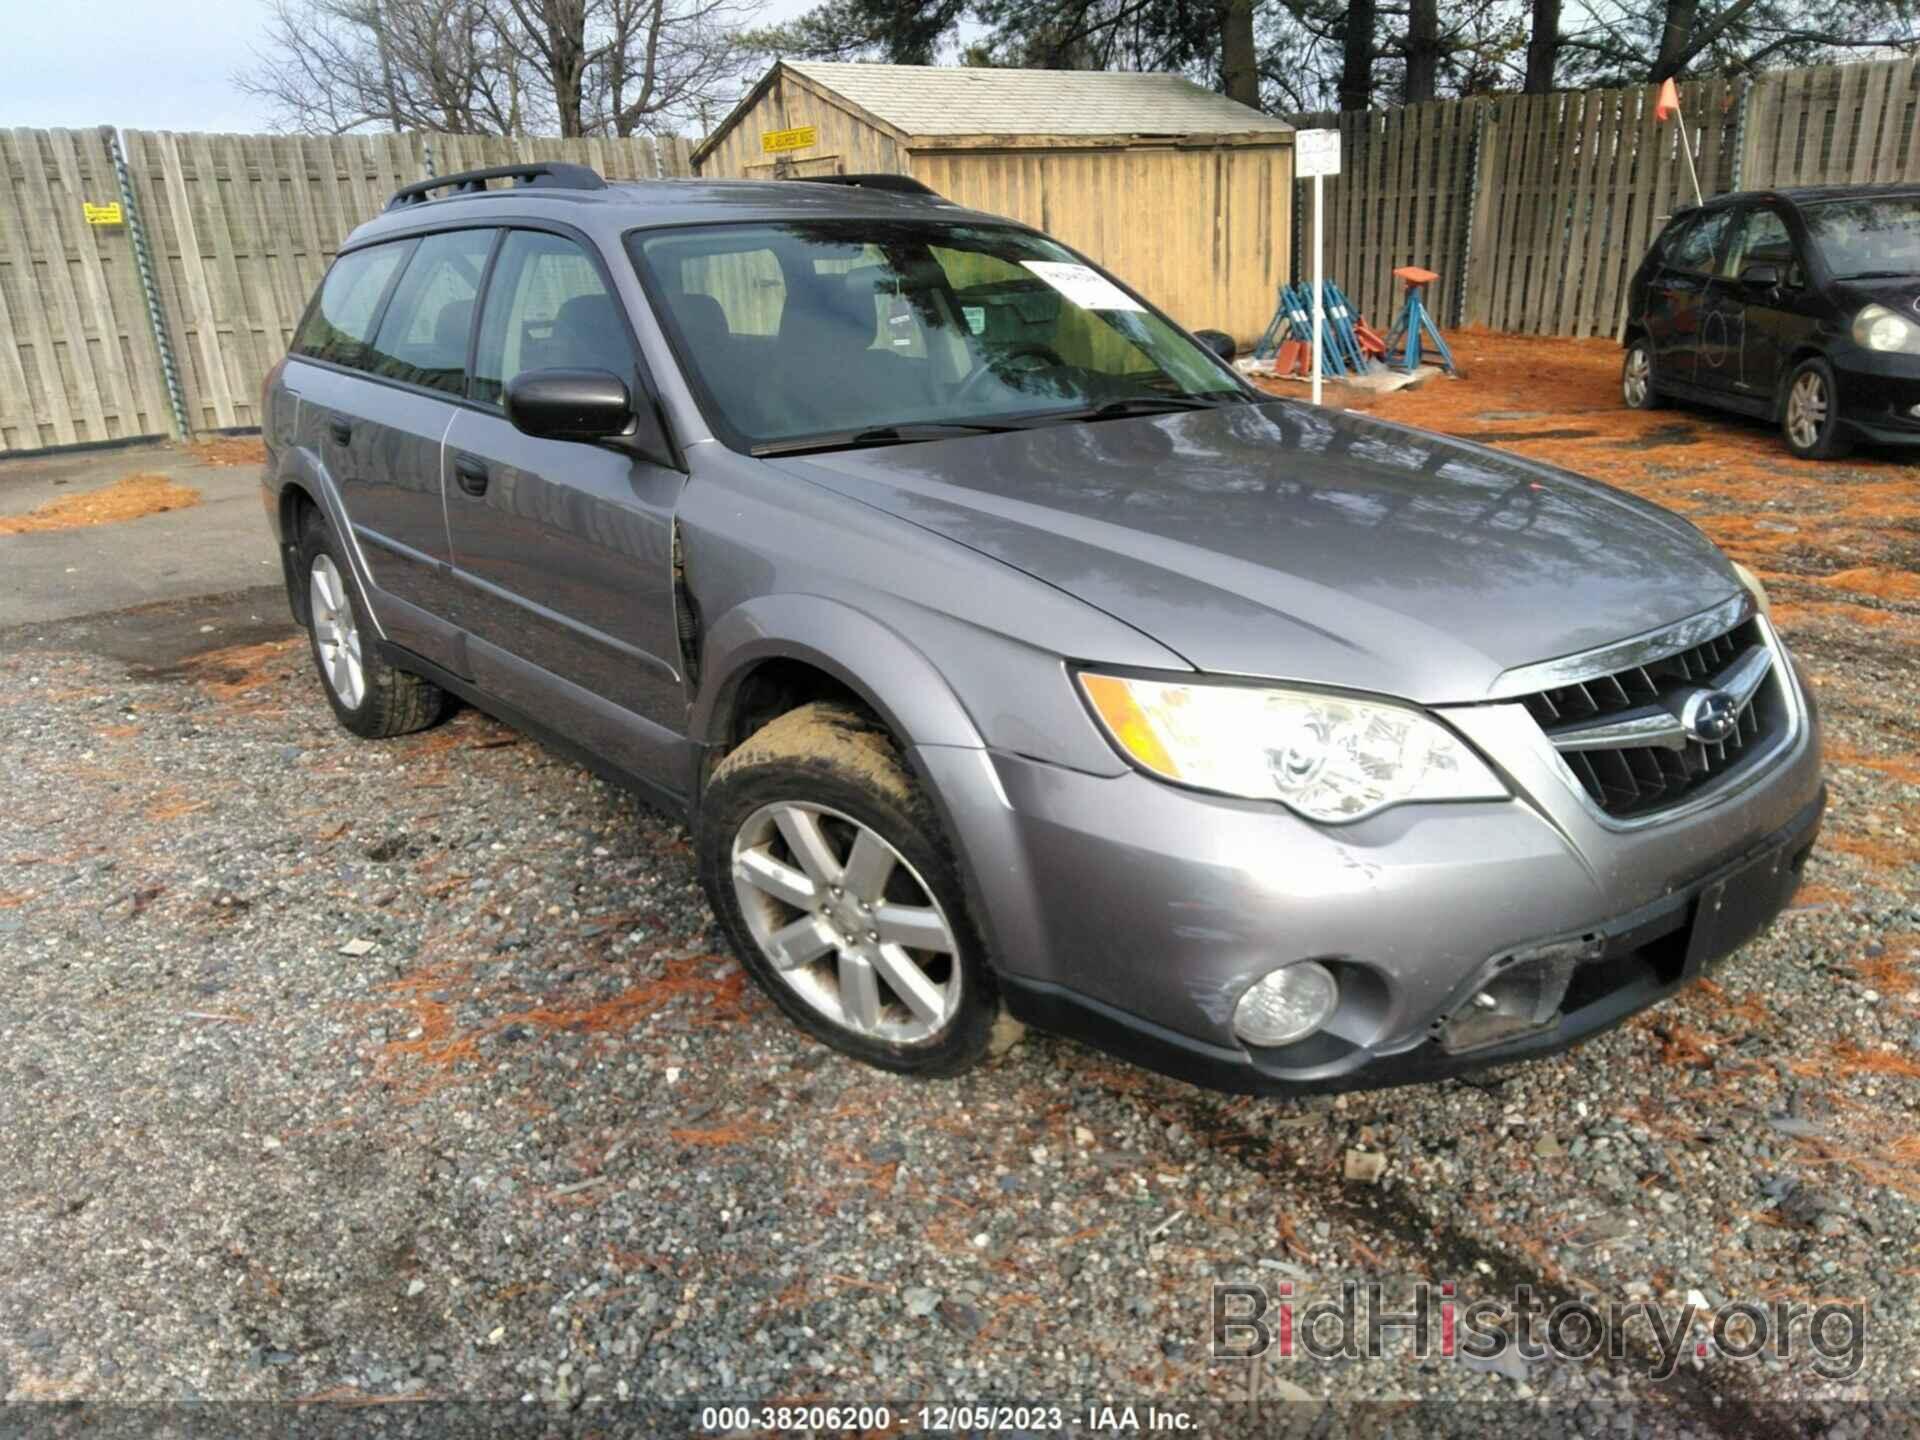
[760,125,818,155]
[83,201,124,226]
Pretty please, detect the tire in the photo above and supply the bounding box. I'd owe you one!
[1781,356,1853,460]
[699,701,997,1077]
[1621,336,1663,410]
[295,508,447,739]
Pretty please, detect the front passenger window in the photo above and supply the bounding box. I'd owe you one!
[1726,210,1797,281]
[1667,209,1734,275]
[471,232,634,406]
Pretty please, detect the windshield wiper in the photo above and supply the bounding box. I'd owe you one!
[752,421,1015,457]
[1836,269,1920,280]
[1012,392,1247,426]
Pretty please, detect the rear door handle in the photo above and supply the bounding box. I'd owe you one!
[453,457,490,497]
[328,418,353,447]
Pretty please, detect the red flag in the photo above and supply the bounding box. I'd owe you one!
[1654,78,1681,122]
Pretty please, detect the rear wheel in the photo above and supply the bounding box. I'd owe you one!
[699,702,998,1076]
[1781,357,1852,460]
[296,509,447,739]
[1621,336,1663,410]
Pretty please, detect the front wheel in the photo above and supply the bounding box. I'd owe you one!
[698,702,998,1076]
[1781,357,1852,460]
[1621,337,1663,410]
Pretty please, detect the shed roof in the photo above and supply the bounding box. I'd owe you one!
[695,61,1293,163]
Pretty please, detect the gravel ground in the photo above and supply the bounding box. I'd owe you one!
[2,423,1917,1433]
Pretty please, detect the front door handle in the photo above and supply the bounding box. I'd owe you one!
[453,457,490,497]
[328,418,353,447]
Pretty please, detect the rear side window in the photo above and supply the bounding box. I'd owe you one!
[366,229,496,395]
[471,231,634,407]
[293,242,409,369]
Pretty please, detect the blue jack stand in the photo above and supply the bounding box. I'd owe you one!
[1383,266,1457,375]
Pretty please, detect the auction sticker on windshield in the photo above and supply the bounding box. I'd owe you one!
[1021,260,1144,312]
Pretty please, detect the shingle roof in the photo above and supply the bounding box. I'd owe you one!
[784,61,1295,139]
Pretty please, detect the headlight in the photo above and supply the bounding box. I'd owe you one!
[1078,672,1507,822]
[1852,302,1920,353]
[1732,560,1771,618]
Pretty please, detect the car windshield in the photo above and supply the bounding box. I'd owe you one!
[627,219,1247,452]
[1802,196,1920,279]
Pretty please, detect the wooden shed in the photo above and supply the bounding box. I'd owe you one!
[692,61,1294,344]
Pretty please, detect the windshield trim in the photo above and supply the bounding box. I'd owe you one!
[621,217,1251,457]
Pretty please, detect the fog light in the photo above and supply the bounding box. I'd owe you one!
[1232,961,1339,1047]
[1908,403,1920,418]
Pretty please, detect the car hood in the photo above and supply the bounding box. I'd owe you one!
[770,400,1741,703]
[1831,276,1920,316]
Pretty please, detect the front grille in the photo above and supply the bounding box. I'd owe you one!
[1519,618,1782,819]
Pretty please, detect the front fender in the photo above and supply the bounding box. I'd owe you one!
[691,594,984,753]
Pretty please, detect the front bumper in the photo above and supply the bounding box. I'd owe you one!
[1833,348,1920,444]
[994,787,1822,1094]
[919,644,1824,1094]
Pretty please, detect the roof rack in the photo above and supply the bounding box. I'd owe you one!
[798,173,941,197]
[385,161,607,211]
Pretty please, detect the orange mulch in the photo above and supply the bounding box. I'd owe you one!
[1254,329,1920,594]
[186,436,268,467]
[0,472,201,535]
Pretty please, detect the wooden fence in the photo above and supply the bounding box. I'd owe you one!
[1297,55,1920,340]
[0,127,691,455]
[0,129,176,452]
[10,58,1920,456]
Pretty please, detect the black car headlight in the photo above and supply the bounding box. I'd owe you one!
[1852,302,1920,354]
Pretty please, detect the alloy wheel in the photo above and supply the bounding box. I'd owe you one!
[1622,346,1650,406]
[1787,370,1828,450]
[309,554,366,709]
[729,801,961,1045]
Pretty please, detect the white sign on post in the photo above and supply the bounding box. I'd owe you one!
[1295,128,1341,178]
[1295,128,1341,405]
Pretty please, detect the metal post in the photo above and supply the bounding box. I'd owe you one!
[1455,101,1486,329]
[103,126,190,440]
[1311,171,1324,406]
[1729,79,1751,192]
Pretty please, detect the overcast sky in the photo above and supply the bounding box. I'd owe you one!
[1,0,815,134]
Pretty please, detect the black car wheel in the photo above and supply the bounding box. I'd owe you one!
[1621,337,1663,410]
[1781,357,1853,460]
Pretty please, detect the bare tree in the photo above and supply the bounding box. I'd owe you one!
[1556,0,1920,84]
[1525,0,1562,89]
[594,0,751,135]
[236,0,749,137]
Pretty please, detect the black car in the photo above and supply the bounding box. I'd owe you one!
[1622,183,1920,459]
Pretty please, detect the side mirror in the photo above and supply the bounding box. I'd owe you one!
[505,367,634,441]
[503,367,676,466]
[1193,328,1237,362]
[1741,262,1782,290]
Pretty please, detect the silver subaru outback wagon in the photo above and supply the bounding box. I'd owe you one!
[261,161,1824,1093]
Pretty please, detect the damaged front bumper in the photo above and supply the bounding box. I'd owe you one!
[916,655,1824,1095]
